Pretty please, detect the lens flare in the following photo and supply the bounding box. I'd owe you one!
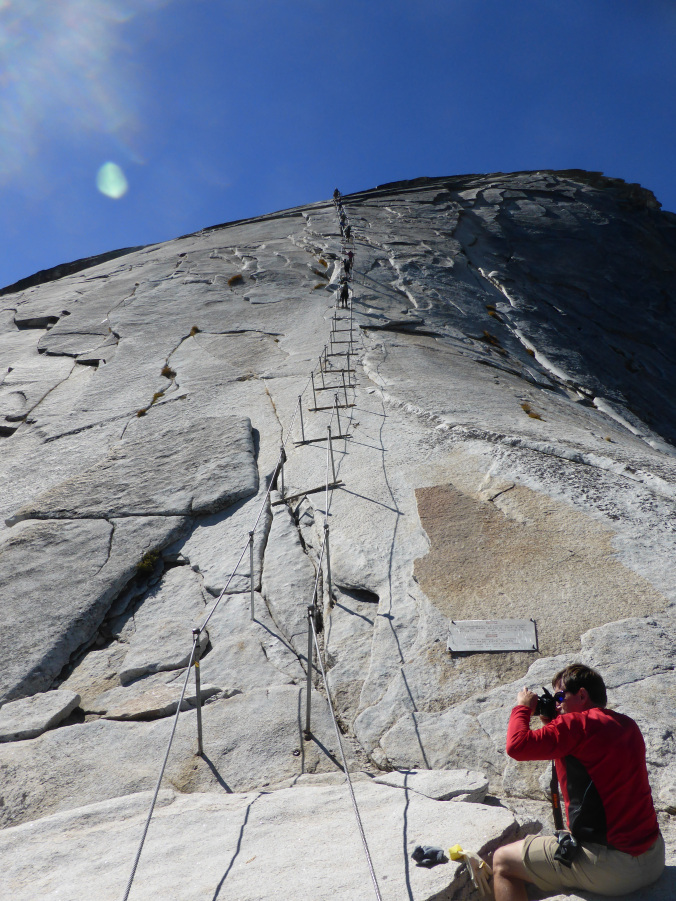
[0,1,173,187]
[96,161,128,199]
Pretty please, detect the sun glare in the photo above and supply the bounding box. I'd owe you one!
[0,1,172,186]
[96,161,128,199]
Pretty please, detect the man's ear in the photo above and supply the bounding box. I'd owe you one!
[578,687,591,707]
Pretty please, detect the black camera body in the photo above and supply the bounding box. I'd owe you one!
[534,686,557,720]
[553,830,580,867]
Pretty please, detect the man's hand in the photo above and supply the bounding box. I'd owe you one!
[516,687,538,714]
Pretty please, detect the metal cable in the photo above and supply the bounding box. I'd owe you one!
[309,616,383,901]
[197,538,251,633]
[249,445,285,536]
[311,528,326,605]
[308,293,381,899]
[121,371,312,893]
[324,404,335,526]
[122,230,357,898]
[281,371,313,450]
[198,301,339,635]
[200,377,311,633]
[120,634,199,901]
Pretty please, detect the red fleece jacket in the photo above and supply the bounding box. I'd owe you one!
[507,704,659,855]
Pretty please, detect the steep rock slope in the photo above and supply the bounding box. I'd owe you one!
[0,171,674,900]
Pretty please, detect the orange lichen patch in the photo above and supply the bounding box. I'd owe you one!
[521,402,543,420]
[481,330,501,347]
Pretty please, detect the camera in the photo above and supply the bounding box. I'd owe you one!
[534,686,557,720]
[553,831,580,867]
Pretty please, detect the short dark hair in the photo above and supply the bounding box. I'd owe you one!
[552,663,607,707]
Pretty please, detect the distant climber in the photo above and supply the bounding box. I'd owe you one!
[344,224,352,242]
[338,280,350,309]
[333,188,341,202]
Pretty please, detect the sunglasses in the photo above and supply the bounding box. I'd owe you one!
[554,690,567,704]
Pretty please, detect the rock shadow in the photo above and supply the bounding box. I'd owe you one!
[210,793,260,899]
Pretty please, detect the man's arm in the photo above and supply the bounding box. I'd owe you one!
[506,689,582,761]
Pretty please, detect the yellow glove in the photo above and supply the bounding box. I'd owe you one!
[447,845,493,897]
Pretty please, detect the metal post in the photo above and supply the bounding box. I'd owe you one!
[298,395,305,442]
[324,345,328,369]
[342,369,348,406]
[311,371,317,408]
[193,628,203,755]
[324,523,333,601]
[319,356,325,388]
[334,393,341,435]
[304,606,314,740]
[279,445,285,498]
[249,530,255,620]
[347,349,351,386]
[328,426,337,483]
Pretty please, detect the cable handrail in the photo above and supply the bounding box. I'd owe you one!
[309,609,383,901]
[199,366,317,634]
[120,633,199,901]
[324,403,336,525]
[302,358,382,901]
[121,195,361,900]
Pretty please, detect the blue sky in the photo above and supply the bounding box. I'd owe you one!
[2,0,676,289]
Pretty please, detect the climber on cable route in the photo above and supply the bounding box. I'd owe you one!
[338,279,349,309]
[492,663,664,900]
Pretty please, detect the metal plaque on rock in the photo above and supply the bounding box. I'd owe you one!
[447,619,538,653]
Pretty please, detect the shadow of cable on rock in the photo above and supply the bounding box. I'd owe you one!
[252,614,297,658]
[200,752,234,793]
[402,771,415,901]
[210,793,261,900]
[373,391,406,667]
[400,666,431,770]
[297,685,344,772]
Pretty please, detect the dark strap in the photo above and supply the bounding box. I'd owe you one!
[550,761,565,830]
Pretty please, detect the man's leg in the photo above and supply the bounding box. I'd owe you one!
[492,840,534,901]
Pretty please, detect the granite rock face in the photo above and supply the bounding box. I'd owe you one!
[0,171,675,899]
[0,690,80,742]
[0,779,517,901]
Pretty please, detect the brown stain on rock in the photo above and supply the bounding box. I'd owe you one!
[414,483,666,683]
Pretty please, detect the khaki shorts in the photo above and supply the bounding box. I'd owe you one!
[521,832,665,896]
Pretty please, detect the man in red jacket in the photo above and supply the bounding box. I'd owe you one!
[492,664,664,900]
